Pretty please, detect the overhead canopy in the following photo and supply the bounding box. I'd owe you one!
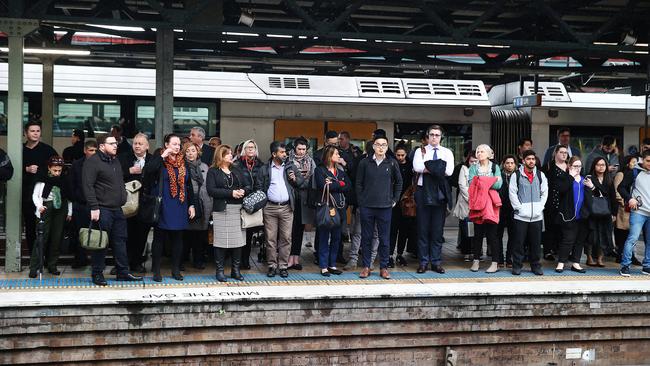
[1,0,650,89]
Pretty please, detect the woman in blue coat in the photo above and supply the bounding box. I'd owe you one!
[144,133,196,282]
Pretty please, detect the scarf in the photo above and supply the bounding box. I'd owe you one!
[288,150,314,179]
[244,156,256,172]
[42,172,65,209]
[163,152,186,203]
[186,158,204,187]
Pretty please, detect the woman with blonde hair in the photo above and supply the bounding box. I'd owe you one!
[207,145,252,282]
[182,142,212,270]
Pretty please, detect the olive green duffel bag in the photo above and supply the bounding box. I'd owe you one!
[79,221,109,251]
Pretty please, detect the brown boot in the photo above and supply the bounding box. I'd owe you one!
[586,255,597,266]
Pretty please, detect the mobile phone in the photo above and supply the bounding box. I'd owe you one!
[585,175,592,180]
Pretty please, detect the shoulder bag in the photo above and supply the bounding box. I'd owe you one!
[122,180,142,218]
[315,183,341,229]
[242,190,267,214]
[590,190,612,218]
[137,170,163,224]
[79,220,109,251]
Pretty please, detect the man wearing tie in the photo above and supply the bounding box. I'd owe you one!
[412,125,454,274]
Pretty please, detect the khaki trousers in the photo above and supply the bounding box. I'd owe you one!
[263,204,293,269]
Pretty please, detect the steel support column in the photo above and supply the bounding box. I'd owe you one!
[1,18,39,272]
[40,57,57,145]
[155,28,174,146]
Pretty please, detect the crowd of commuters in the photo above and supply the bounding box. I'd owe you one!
[12,120,650,285]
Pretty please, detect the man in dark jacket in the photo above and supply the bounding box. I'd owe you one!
[190,126,215,166]
[62,128,85,164]
[118,133,153,273]
[356,136,403,280]
[256,141,305,278]
[412,125,454,274]
[82,135,142,286]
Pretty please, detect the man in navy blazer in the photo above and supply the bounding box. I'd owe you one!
[190,126,215,166]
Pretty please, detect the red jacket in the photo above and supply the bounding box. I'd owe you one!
[469,176,502,224]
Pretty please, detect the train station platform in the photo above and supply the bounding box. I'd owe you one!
[2,229,650,365]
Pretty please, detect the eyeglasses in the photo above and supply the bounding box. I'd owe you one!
[105,141,118,146]
[558,151,568,154]
[373,144,388,148]
[571,164,582,168]
[429,133,442,137]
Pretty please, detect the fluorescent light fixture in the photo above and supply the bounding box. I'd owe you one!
[298,36,308,39]
[85,24,145,32]
[477,44,510,49]
[222,32,259,37]
[272,66,315,71]
[342,38,367,42]
[267,34,292,38]
[83,99,118,103]
[0,47,90,55]
[420,42,469,47]
[593,42,617,46]
[64,98,78,102]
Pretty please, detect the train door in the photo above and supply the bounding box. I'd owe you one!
[274,119,377,154]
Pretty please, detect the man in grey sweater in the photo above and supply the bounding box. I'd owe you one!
[82,135,143,286]
[617,150,650,276]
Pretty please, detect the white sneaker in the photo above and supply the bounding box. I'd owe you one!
[485,262,499,273]
[470,260,480,272]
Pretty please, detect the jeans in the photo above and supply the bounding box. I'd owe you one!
[90,207,129,276]
[621,211,650,268]
[360,207,392,269]
[415,187,446,266]
[318,224,342,269]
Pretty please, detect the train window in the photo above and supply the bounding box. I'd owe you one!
[549,125,624,158]
[394,122,472,161]
[135,100,219,138]
[0,98,30,135]
[54,99,121,137]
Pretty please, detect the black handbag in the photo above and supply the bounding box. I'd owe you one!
[138,170,163,224]
[242,190,267,214]
[315,183,341,229]
[192,181,204,221]
[590,194,611,218]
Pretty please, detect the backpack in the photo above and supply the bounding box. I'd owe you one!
[515,168,543,192]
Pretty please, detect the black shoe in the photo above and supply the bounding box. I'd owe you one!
[215,271,227,282]
[109,267,117,275]
[48,267,61,276]
[92,274,108,286]
[193,262,206,270]
[321,269,331,277]
[432,265,446,274]
[267,267,277,278]
[153,273,162,282]
[632,256,643,266]
[544,253,556,261]
[512,267,522,276]
[531,266,544,276]
[416,265,427,274]
[555,267,564,273]
[172,273,184,281]
[327,267,343,275]
[620,266,631,277]
[570,266,586,274]
[241,262,251,270]
[289,263,303,271]
[396,255,407,266]
[131,264,146,273]
[28,270,37,278]
[116,273,143,281]
[388,257,395,268]
[279,269,289,278]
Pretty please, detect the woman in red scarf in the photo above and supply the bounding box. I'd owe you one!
[144,134,196,282]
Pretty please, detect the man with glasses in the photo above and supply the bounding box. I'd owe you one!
[412,125,454,274]
[356,136,402,279]
[542,127,580,167]
[82,135,143,286]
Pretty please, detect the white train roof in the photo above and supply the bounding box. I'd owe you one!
[0,63,490,107]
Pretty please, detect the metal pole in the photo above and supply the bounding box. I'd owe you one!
[40,57,56,145]
[6,35,25,272]
[155,28,174,147]
[645,59,649,139]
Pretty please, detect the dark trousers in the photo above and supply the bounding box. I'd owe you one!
[22,192,37,255]
[415,188,446,266]
[512,219,543,270]
[614,228,629,260]
[72,203,90,263]
[317,215,343,269]
[291,197,305,256]
[497,216,514,264]
[558,220,588,263]
[152,228,183,275]
[458,219,473,255]
[29,201,65,272]
[244,227,261,266]
[542,210,560,255]
[472,223,499,261]
[360,207,392,269]
[183,229,207,266]
[90,207,129,276]
[390,205,415,257]
[126,217,151,269]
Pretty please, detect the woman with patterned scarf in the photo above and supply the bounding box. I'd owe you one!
[288,137,316,270]
[144,134,196,282]
[232,139,264,269]
[29,156,72,278]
